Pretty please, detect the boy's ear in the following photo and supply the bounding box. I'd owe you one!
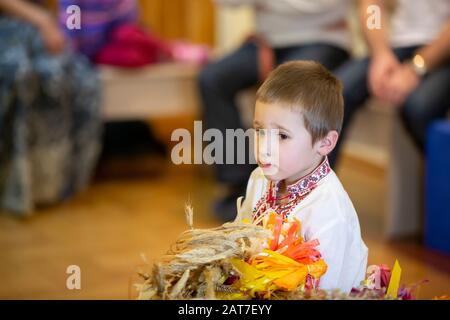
[316,130,339,156]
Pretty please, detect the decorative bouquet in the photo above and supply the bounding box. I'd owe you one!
[135,205,431,300]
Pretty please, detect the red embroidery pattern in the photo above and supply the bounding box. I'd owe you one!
[252,157,331,222]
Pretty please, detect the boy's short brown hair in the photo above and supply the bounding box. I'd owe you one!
[256,60,344,144]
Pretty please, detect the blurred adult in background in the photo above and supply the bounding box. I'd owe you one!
[199,0,352,221]
[58,0,168,160]
[0,0,101,214]
[329,0,450,167]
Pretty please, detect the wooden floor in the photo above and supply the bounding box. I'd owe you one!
[0,153,449,299]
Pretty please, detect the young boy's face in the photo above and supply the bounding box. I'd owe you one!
[253,100,325,184]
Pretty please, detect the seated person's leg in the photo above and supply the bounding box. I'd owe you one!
[0,18,37,214]
[328,57,371,168]
[67,57,102,192]
[198,42,260,221]
[400,63,450,151]
[276,43,349,71]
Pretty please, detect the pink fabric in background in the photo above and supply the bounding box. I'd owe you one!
[94,24,211,68]
[94,24,171,67]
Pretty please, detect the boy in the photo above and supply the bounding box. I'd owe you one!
[237,61,368,293]
[200,0,352,221]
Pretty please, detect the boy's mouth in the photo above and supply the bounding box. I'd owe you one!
[259,163,272,169]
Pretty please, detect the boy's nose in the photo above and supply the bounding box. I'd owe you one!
[258,137,270,157]
[256,129,279,163]
[256,131,270,158]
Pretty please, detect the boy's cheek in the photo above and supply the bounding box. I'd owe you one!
[278,146,298,165]
[279,150,309,174]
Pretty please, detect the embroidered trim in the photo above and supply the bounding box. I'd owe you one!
[252,157,331,221]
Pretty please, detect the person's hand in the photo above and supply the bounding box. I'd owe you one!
[38,15,65,55]
[368,50,401,102]
[384,63,420,106]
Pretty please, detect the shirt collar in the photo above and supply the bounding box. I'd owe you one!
[277,157,331,198]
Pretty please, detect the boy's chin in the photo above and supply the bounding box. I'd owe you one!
[260,167,283,181]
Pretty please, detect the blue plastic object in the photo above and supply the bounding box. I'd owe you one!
[425,120,450,254]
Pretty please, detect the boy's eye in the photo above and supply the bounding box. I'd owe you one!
[279,133,289,140]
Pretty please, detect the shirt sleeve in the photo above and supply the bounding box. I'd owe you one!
[310,218,350,292]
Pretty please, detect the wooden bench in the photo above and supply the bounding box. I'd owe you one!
[99,63,201,121]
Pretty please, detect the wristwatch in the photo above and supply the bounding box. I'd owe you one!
[409,54,427,77]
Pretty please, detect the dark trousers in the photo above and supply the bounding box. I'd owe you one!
[198,41,349,185]
[329,46,450,167]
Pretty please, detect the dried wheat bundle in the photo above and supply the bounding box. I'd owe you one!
[135,204,271,300]
[135,205,428,300]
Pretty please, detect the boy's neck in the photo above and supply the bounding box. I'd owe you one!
[275,156,326,203]
[284,156,325,186]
